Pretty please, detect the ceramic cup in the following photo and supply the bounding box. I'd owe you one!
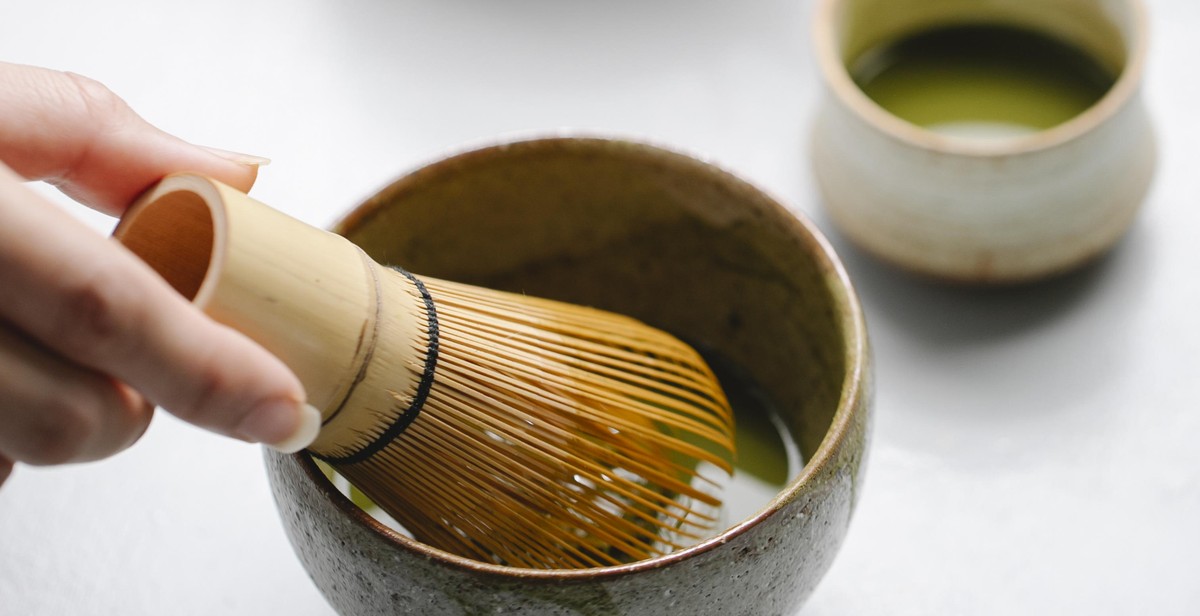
[811,0,1155,283]
[264,136,873,615]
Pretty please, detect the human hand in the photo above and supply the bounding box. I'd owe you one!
[0,62,320,486]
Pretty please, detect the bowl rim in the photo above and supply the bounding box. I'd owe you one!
[292,134,871,580]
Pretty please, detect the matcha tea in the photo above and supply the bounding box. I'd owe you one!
[852,24,1118,139]
[705,350,800,529]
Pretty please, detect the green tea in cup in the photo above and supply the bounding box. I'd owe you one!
[851,24,1118,139]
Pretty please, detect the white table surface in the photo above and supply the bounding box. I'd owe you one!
[2,1,1198,614]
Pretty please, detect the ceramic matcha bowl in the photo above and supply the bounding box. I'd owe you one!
[264,136,872,615]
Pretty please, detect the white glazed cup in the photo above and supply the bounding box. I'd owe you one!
[811,0,1155,283]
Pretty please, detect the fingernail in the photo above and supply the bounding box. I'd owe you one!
[201,145,272,167]
[237,401,321,453]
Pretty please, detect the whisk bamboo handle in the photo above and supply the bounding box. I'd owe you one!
[114,174,430,459]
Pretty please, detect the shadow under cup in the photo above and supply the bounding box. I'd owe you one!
[264,137,872,615]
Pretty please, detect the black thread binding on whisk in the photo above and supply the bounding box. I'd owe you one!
[315,267,440,466]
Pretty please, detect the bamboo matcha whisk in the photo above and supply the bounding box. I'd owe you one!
[113,174,735,569]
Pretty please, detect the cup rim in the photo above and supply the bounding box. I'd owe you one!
[294,134,870,580]
[811,0,1150,157]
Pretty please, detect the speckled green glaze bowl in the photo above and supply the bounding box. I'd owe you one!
[264,136,873,615]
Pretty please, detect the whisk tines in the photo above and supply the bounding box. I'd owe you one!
[329,276,736,569]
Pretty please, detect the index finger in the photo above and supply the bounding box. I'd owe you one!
[0,61,262,215]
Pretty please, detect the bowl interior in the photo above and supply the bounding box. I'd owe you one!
[337,139,855,464]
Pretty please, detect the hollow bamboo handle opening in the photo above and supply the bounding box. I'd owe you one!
[114,174,425,456]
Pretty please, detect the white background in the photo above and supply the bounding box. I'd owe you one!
[1,1,1197,614]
